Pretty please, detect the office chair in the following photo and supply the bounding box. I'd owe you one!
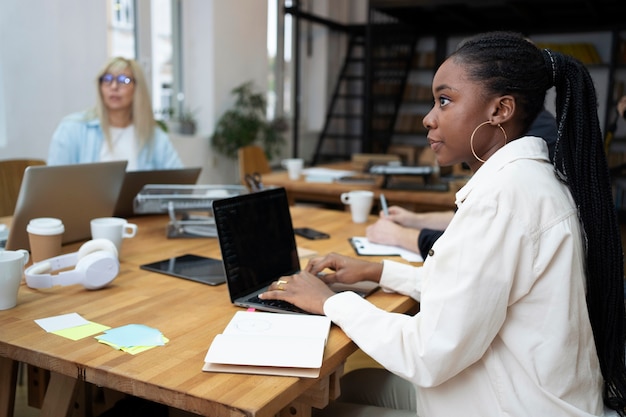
[237,145,271,188]
[0,159,46,217]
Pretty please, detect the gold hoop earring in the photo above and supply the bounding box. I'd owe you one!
[470,121,508,163]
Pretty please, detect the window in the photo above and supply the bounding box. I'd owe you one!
[107,0,136,59]
[106,0,178,117]
[268,0,293,119]
[151,0,174,113]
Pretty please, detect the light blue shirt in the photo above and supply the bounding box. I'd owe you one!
[48,111,183,170]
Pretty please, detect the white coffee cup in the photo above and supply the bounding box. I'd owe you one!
[282,158,304,180]
[27,217,65,263]
[0,249,29,310]
[90,217,138,254]
[340,190,374,223]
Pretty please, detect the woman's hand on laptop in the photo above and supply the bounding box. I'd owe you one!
[260,253,383,314]
[306,253,383,285]
[260,271,334,315]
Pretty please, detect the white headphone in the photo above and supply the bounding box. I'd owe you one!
[25,238,120,290]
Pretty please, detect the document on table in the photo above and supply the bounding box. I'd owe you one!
[203,311,331,378]
[302,167,357,183]
[349,237,423,262]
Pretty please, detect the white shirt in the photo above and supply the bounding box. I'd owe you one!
[100,125,138,170]
[324,136,604,416]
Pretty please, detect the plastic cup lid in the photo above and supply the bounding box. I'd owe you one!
[27,217,65,235]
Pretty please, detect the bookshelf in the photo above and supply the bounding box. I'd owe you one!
[386,37,438,160]
[386,31,622,165]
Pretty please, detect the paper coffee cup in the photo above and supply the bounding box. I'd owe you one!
[27,217,64,263]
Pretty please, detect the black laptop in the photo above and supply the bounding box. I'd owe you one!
[113,167,202,217]
[212,187,306,314]
[212,187,379,315]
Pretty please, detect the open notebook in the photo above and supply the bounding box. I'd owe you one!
[203,310,331,378]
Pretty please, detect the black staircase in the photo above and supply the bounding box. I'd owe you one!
[312,31,367,165]
[364,19,418,156]
[312,17,417,165]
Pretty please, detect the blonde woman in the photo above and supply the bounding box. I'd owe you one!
[48,57,182,170]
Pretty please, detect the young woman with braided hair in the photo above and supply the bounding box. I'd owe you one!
[261,31,626,416]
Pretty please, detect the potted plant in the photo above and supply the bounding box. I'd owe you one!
[211,81,287,159]
[170,107,199,135]
[155,107,199,135]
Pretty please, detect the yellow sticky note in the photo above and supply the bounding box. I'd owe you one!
[97,336,169,355]
[52,322,111,341]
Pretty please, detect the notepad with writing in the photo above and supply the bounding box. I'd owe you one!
[349,237,423,262]
[202,311,332,378]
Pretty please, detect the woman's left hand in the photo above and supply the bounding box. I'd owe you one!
[259,271,335,315]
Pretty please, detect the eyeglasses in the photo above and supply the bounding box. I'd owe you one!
[99,73,134,87]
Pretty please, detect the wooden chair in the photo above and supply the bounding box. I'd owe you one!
[0,159,46,217]
[237,145,271,187]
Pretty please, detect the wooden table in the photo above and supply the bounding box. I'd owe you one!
[0,206,419,417]
[261,162,463,212]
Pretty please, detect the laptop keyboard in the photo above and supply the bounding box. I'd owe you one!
[247,295,308,314]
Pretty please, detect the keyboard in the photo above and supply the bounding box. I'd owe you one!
[247,295,308,314]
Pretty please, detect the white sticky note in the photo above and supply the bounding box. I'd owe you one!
[35,312,91,333]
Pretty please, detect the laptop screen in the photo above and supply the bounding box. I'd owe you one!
[213,187,300,302]
[114,167,201,218]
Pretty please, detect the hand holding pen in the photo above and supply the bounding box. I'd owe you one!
[380,194,389,217]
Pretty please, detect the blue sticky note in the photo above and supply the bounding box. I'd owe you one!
[96,324,164,347]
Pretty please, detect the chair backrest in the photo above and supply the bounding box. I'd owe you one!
[237,145,271,186]
[0,159,46,217]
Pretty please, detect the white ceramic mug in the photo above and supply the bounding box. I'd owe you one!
[0,249,29,310]
[281,158,304,180]
[340,190,374,223]
[90,217,138,254]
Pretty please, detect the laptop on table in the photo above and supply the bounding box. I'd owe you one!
[6,161,128,251]
[113,167,202,218]
[212,187,378,315]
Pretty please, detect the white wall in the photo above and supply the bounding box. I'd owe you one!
[182,0,269,184]
[0,0,268,185]
[0,0,107,160]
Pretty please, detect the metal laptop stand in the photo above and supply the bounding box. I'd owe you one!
[368,165,449,192]
[133,184,247,238]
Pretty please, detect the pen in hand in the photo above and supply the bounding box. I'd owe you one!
[380,194,389,217]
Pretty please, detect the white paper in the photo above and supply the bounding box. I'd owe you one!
[302,167,357,183]
[350,237,423,262]
[35,312,90,332]
[205,334,326,368]
[222,311,331,340]
[204,311,331,372]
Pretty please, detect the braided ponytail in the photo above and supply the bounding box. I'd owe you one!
[548,48,626,414]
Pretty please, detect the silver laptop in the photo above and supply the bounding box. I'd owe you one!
[113,167,202,218]
[6,161,128,251]
[212,187,378,315]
